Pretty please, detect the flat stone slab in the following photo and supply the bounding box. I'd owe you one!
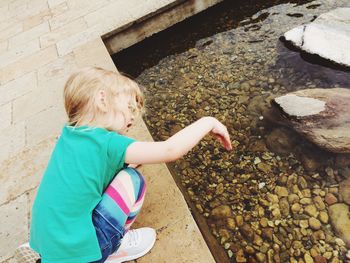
[284,8,350,67]
[272,88,350,153]
[274,94,326,117]
[0,195,28,262]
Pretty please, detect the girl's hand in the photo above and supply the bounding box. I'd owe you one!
[210,119,232,151]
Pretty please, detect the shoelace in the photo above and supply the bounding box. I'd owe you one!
[125,229,140,247]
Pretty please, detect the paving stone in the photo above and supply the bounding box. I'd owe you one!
[23,8,52,31]
[0,39,40,67]
[73,38,116,71]
[12,86,58,124]
[0,4,8,16]
[8,21,50,48]
[56,25,102,56]
[49,0,109,30]
[0,72,36,106]
[0,137,55,204]
[25,106,66,147]
[0,122,25,164]
[0,17,17,32]
[50,2,69,16]
[0,23,23,42]
[0,45,57,84]
[0,195,28,262]
[0,102,12,130]
[134,163,191,230]
[0,40,7,52]
[48,0,67,9]
[136,214,215,263]
[37,52,77,88]
[40,17,87,48]
[84,1,134,30]
[16,0,49,21]
[8,0,25,11]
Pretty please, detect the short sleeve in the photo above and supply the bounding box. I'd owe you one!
[107,132,136,171]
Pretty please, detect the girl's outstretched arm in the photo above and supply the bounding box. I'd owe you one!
[125,116,232,165]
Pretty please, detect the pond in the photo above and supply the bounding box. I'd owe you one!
[112,0,350,262]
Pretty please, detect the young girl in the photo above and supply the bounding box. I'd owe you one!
[16,67,232,263]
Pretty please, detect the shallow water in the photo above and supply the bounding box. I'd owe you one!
[113,0,350,262]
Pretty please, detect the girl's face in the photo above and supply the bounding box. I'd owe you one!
[110,95,135,134]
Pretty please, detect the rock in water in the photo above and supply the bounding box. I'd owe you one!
[339,177,350,205]
[284,8,350,67]
[272,88,350,153]
[328,203,350,248]
[274,94,325,117]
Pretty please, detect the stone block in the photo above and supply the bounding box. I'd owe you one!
[0,102,12,130]
[37,52,77,88]
[0,23,23,42]
[23,9,52,31]
[8,0,25,11]
[0,40,7,52]
[40,18,87,48]
[133,163,189,229]
[73,38,116,71]
[50,2,69,17]
[0,195,28,262]
[0,39,40,67]
[0,17,16,32]
[49,0,108,30]
[8,22,50,49]
[0,45,57,84]
[21,2,68,31]
[16,0,49,21]
[56,25,102,56]
[48,0,66,9]
[136,214,215,263]
[84,1,133,31]
[0,122,25,164]
[25,106,66,147]
[0,136,55,204]
[12,83,61,124]
[0,72,36,106]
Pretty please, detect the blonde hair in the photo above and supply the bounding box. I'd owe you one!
[64,67,144,130]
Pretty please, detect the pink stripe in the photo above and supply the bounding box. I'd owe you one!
[106,187,130,214]
[126,218,134,224]
[111,177,134,206]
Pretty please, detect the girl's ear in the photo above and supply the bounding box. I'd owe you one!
[96,90,108,113]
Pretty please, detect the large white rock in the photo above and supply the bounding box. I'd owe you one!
[284,8,350,67]
[271,88,350,153]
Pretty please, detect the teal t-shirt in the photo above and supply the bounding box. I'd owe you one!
[29,125,135,262]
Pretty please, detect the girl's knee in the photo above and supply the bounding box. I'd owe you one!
[127,168,146,188]
[126,167,145,184]
[125,168,146,199]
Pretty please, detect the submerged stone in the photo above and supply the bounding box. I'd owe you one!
[328,203,350,248]
[339,177,350,205]
[284,8,350,67]
[272,88,350,153]
[211,205,232,219]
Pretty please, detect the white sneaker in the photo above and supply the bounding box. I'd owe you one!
[14,243,40,263]
[105,227,156,263]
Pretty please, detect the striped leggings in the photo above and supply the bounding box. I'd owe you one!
[99,167,146,231]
